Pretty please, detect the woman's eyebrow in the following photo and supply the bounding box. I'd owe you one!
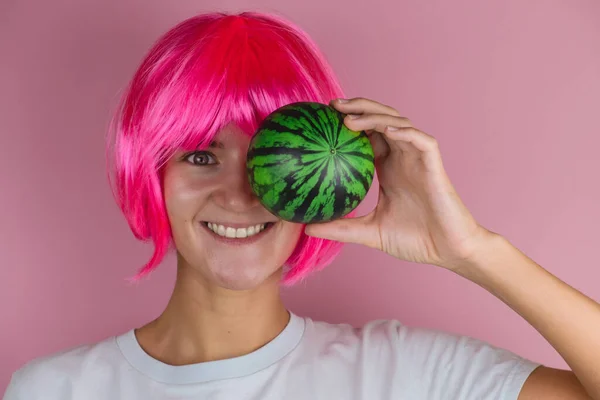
[209,140,225,149]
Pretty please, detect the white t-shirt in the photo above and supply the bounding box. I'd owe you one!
[3,311,540,399]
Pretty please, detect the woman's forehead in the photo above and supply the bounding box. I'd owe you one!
[208,123,252,147]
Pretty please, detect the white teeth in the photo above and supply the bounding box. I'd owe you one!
[205,222,269,238]
[236,228,247,238]
[225,227,236,238]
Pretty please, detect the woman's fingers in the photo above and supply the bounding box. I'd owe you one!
[386,127,444,171]
[331,97,442,170]
[343,112,417,155]
[331,97,406,120]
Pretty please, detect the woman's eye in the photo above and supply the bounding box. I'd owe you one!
[185,151,217,165]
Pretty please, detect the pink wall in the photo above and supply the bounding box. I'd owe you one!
[1,0,599,392]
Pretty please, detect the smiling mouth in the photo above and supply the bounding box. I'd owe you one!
[201,221,275,239]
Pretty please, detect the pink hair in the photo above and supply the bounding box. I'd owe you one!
[107,11,352,286]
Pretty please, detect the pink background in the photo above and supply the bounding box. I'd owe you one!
[1,0,599,393]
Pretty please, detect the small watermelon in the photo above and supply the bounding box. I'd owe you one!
[246,102,375,223]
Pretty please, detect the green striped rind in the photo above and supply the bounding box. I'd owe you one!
[247,102,375,223]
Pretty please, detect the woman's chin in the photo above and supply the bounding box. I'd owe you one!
[209,264,283,291]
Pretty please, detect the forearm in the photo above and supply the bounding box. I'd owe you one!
[459,233,600,399]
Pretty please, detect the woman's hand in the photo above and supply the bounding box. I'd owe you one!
[305,97,493,272]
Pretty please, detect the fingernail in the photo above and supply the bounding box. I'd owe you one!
[348,114,361,119]
[337,98,348,103]
[387,126,399,131]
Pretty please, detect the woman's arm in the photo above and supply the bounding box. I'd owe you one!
[306,97,599,399]
[462,233,599,400]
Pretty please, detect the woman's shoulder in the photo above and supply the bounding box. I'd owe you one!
[301,314,513,358]
[300,315,420,355]
[297,315,539,398]
[303,314,538,370]
[304,314,432,344]
[5,329,128,398]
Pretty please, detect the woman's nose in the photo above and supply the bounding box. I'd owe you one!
[212,164,261,212]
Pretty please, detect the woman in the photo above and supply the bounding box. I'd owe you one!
[4,11,598,400]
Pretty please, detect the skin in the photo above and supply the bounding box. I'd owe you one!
[135,97,599,399]
[135,124,302,365]
[307,98,599,399]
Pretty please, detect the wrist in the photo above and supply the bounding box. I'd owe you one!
[451,229,512,283]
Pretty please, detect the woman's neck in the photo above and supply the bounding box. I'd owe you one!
[134,265,290,366]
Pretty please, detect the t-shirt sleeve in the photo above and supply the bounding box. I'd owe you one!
[2,357,67,400]
[2,369,27,400]
[391,321,541,400]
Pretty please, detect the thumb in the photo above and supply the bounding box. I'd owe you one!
[304,214,377,247]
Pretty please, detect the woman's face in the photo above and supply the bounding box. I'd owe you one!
[162,123,304,290]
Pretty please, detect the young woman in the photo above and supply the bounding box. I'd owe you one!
[4,11,598,400]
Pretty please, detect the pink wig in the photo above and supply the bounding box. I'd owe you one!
[107,11,351,286]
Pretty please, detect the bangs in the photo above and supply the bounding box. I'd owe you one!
[129,13,344,167]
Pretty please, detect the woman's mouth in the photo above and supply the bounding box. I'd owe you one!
[200,221,275,243]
